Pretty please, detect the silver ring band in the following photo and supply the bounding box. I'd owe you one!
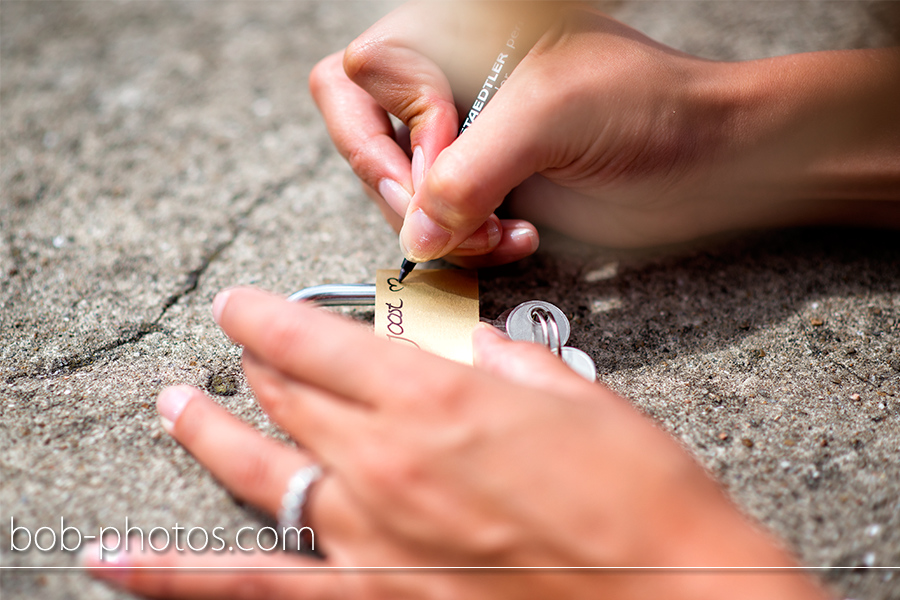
[531,306,562,357]
[278,464,323,549]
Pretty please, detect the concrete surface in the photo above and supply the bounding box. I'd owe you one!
[1,1,899,599]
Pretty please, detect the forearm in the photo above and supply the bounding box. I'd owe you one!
[629,459,832,600]
[658,489,833,600]
[713,47,900,217]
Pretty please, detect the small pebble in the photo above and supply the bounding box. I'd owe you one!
[207,372,239,396]
[741,438,754,448]
[850,393,862,402]
[810,318,824,326]
[718,432,728,441]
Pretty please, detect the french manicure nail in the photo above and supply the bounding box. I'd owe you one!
[399,208,452,262]
[81,542,131,584]
[456,219,501,251]
[157,386,193,433]
[411,146,425,192]
[212,288,232,323]
[378,179,412,215]
[508,225,539,253]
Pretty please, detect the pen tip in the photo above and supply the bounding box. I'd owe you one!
[398,259,416,283]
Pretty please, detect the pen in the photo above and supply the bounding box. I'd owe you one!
[397,17,538,282]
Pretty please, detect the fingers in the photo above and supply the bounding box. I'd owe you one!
[310,52,417,214]
[213,287,471,410]
[471,324,596,400]
[397,62,558,263]
[314,3,558,263]
[316,54,505,258]
[155,385,362,560]
[156,386,315,516]
[84,546,340,600]
[443,219,539,268]
[366,179,518,260]
[240,353,369,464]
[342,22,458,185]
[361,182,405,232]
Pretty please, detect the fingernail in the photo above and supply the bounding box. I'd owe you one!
[456,219,501,251]
[474,321,509,341]
[81,542,131,584]
[378,179,412,215]
[157,386,193,434]
[411,146,425,191]
[212,288,232,323]
[80,542,129,565]
[508,225,539,253]
[399,208,452,262]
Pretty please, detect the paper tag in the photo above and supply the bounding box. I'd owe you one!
[375,269,479,364]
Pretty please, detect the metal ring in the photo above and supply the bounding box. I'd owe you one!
[530,307,562,357]
[278,464,323,550]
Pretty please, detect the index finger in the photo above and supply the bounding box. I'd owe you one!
[213,287,475,408]
[310,51,415,214]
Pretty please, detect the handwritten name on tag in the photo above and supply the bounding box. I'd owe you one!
[375,269,479,364]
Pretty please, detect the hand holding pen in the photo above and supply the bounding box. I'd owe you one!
[310,1,550,273]
[311,0,900,268]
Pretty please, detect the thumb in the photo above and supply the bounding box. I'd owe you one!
[398,67,551,262]
[472,323,593,398]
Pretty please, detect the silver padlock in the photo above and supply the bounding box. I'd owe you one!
[289,284,596,381]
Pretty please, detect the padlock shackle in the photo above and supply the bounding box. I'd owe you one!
[288,284,376,306]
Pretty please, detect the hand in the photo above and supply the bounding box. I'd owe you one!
[311,1,900,263]
[309,1,553,268]
[85,288,830,600]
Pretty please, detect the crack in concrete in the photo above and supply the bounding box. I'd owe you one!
[5,174,299,383]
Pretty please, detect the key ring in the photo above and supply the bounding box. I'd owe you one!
[530,306,562,358]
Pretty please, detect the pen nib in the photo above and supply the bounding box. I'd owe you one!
[398,259,416,283]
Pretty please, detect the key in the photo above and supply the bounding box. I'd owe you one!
[503,300,596,382]
[502,300,571,346]
[560,347,596,382]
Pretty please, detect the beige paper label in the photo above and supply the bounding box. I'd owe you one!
[375,269,479,364]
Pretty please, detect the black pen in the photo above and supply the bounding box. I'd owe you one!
[397,18,537,282]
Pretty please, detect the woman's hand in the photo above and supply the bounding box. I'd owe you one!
[85,288,829,600]
[311,1,900,265]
